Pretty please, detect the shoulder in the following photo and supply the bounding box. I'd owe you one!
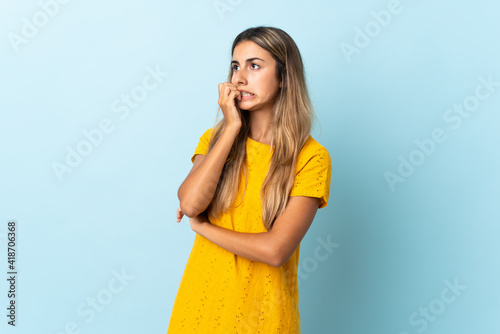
[295,135,331,171]
[300,135,329,154]
[190,127,215,163]
[290,135,332,208]
[195,127,215,146]
[200,127,213,140]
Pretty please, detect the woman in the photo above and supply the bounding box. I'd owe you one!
[168,26,332,333]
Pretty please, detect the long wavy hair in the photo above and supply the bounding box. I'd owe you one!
[205,26,319,231]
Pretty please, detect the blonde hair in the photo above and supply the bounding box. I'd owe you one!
[206,26,319,231]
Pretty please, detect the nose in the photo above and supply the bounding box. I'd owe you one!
[232,67,247,86]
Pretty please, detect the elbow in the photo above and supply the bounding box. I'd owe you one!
[178,188,207,218]
[269,254,286,268]
[264,233,292,268]
[268,244,288,268]
[178,192,197,218]
[178,202,199,219]
[270,258,284,268]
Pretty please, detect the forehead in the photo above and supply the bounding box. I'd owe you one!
[232,40,272,61]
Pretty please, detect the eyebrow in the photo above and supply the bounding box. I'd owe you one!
[231,57,265,64]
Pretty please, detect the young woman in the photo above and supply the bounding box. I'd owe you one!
[168,26,332,333]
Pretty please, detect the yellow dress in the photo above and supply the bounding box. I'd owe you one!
[167,128,332,334]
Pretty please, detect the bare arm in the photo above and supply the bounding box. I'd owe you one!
[178,80,244,218]
[190,196,320,267]
[177,124,240,218]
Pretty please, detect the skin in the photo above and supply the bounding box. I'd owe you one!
[219,39,282,144]
[175,40,320,268]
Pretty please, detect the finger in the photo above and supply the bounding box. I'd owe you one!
[220,82,233,93]
[230,89,241,101]
[226,87,239,97]
[224,84,239,95]
[223,85,233,98]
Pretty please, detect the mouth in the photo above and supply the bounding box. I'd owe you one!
[240,91,255,101]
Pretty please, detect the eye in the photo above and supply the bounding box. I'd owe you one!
[232,63,260,71]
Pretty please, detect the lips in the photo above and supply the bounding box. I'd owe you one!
[238,90,255,102]
[239,92,255,101]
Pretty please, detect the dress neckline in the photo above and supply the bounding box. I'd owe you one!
[247,134,312,147]
[247,136,271,147]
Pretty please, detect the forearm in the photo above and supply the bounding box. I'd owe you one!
[194,216,278,267]
[178,125,240,217]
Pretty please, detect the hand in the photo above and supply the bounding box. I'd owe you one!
[218,82,243,129]
[176,206,184,223]
[189,211,210,233]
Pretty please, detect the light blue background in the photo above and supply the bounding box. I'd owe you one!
[1,0,499,333]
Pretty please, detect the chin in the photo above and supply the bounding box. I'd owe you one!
[238,102,252,109]
[242,106,256,112]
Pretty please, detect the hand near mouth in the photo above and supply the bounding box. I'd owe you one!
[218,82,243,129]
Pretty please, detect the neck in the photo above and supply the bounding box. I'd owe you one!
[248,110,273,144]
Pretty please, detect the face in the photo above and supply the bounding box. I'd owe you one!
[231,40,282,113]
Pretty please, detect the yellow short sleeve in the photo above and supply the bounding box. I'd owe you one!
[289,144,332,209]
[190,128,213,164]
